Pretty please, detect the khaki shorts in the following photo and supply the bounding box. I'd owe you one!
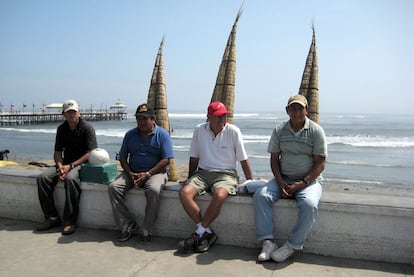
[185,169,239,195]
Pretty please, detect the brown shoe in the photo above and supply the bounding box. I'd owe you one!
[62,225,76,236]
[35,218,61,231]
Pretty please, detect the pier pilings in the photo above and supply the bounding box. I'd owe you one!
[0,110,127,126]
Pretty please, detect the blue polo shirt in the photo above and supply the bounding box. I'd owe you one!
[119,125,174,173]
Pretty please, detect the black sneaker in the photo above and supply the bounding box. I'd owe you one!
[196,231,218,253]
[35,217,62,231]
[118,221,137,242]
[177,232,199,253]
[139,233,152,244]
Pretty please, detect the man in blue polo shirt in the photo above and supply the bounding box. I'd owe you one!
[108,103,174,244]
[254,95,327,263]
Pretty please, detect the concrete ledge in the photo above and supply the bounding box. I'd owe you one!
[0,168,413,264]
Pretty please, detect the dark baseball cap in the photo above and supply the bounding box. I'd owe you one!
[135,104,155,117]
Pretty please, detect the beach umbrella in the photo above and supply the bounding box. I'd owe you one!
[298,24,319,123]
[147,37,178,181]
[210,7,242,124]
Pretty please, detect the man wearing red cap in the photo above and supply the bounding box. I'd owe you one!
[177,101,253,253]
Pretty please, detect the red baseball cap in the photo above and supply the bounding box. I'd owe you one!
[208,101,228,116]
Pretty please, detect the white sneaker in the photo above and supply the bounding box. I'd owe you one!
[270,243,295,262]
[257,240,278,261]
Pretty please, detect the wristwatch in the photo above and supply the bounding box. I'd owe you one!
[70,163,75,170]
[302,178,309,186]
[145,172,152,178]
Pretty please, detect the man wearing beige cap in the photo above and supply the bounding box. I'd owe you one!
[36,99,97,235]
[254,95,327,263]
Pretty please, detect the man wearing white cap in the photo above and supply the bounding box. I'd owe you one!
[254,94,327,263]
[36,99,97,235]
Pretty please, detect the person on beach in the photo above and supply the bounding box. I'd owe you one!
[36,99,97,235]
[177,101,253,253]
[108,104,174,244]
[254,94,327,262]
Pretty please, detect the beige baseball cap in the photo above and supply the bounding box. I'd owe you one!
[287,95,308,107]
[62,99,80,113]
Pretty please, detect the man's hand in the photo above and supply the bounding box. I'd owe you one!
[285,180,306,195]
[56,165,70,181]
[278,180,294,199]
[129,172,148,189]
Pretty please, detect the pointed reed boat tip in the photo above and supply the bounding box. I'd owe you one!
[311,19,316,35]
[158,36,165,49]
[235,3,243,23]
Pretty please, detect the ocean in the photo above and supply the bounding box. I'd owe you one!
[1,112,413,186]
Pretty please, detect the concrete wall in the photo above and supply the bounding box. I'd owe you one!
[0,168,413,264]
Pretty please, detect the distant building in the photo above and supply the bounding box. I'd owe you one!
[110,100,127,112]
[45,103,63,113]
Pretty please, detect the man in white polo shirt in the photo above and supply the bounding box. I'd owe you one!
[177,101,253,253]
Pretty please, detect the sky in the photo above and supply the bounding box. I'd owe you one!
[1,0,413,115]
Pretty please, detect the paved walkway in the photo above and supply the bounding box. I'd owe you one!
[0,218,413,277]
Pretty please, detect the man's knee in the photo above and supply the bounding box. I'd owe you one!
[145,184,162,197]
[253,186,266,201]
[64,176,80,189]
[108,182,125,198]
[179,184,196,200]
[213,187,229,202]
[108,182,116,190]
[37,172,50,184]
[299,197,319,210]
[107,184,116,199]
[36,177,44,187]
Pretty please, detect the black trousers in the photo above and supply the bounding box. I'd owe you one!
[37,166,81,225]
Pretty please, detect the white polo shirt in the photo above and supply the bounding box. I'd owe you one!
[189,122,248,170]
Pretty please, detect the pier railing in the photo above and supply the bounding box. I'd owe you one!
[0,110,127,126]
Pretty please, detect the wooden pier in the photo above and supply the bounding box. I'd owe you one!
[0,110,127,126]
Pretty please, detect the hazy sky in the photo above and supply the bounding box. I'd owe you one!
[1,0,413,114]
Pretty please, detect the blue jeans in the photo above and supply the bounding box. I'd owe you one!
[253,177,322,250]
